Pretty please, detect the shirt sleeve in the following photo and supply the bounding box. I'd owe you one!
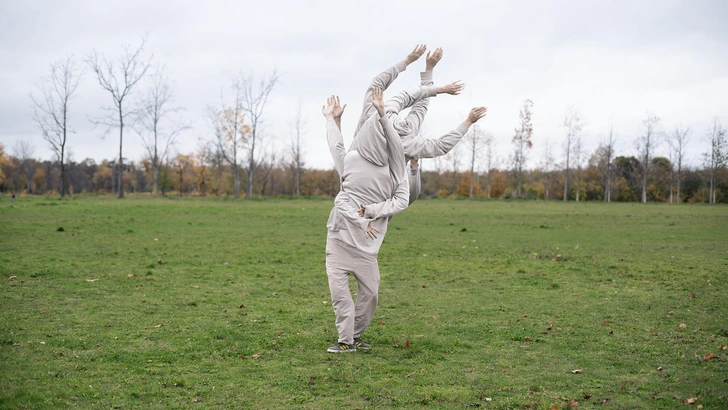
[407,166,421,205]
[326,118,345,179]
[401,71,435,139]
[384,84,437,116]
[354,61,408,137]
[363,178,410,220]
[408,123,470,159]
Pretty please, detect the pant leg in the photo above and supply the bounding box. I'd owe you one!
[326,237,355,345]
[352,248,380,339]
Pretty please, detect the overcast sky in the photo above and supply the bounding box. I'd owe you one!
[1,0,727,172]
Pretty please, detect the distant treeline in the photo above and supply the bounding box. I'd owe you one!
[1,146,725,203]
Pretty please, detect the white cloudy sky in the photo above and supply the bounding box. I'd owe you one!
[1,0,727,171]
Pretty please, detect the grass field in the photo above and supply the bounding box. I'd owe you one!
[1,196,726,409]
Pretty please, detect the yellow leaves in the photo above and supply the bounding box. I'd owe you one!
[214,107,251,146]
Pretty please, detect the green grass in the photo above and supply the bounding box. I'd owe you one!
[1,196,726,409]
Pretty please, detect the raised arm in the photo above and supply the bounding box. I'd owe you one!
[372,87,407,185]
[323,95,346,178]
[357,88,410,219]
[403,106,488,159]
[354,45,427,136]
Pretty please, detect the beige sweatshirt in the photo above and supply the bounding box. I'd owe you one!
[326,114,409,255]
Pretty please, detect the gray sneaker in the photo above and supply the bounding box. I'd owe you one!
[354,337,371,350]
[327,342,356,353]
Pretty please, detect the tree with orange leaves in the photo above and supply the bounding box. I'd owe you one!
[512,99,533,197]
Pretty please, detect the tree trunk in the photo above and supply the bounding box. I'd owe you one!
[118,106,124,199]
[295,167,300,197]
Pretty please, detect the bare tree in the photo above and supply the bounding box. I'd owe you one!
[539,138,555,199]
[289,100,306,197]
[602,121,617,202]
[635,113,661,203]
[13,140,36,194]
[483,131,496,198]
[208,82,248,197]
[512,99,533,197]
[572,136,584,202]
[703,118,726,204]
[666,125,690,203]
[86,36,152,198]
[562,107,584,201]
[238,70,279,198]
[30,56,82,197]
[450,143,463,194]
[464,124,484,198]
[134,66,188,197]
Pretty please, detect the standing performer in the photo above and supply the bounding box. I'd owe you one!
[323,88,409,353]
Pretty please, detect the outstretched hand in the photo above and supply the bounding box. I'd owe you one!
[437,81,464,95]
[332,95,346,119]
[465,107,488,126]
[321,95,336,119]
[365,221,379,240]
[371,87,385,117]
[404,44,427,65]
[425,47,443,71]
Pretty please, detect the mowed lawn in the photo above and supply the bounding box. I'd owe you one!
[0,196,726,409]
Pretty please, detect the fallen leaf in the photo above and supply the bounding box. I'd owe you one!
[485,397,493,402]
[568,399,578,408]
[523,314,529,317]
[600,399,609,404]
[620,385,626,391]
[525,337,532,342]
[685,397,697,405]
[690,293,695,299]
[252,353,262,359]
[679,323,687,329]
[422,285,427,288]
[154,324,163,328]
[719,345,727,351]
[657,366,663,371]
[157,258,163,264]
[583,393,591,399]
[697,405,703,409]
[8,276,17,280]
[547,324,553,331]
[571,369,582,374]
[549,405,559,410]
[524,404,532,408]
[147,360,152,363]
[602,321,611,327]
[403,340,411,350]
[85,279,99,282]
[240,355,246,359]
[191,396,202,403]
[703,353,716,361]
[153,238,158,241]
